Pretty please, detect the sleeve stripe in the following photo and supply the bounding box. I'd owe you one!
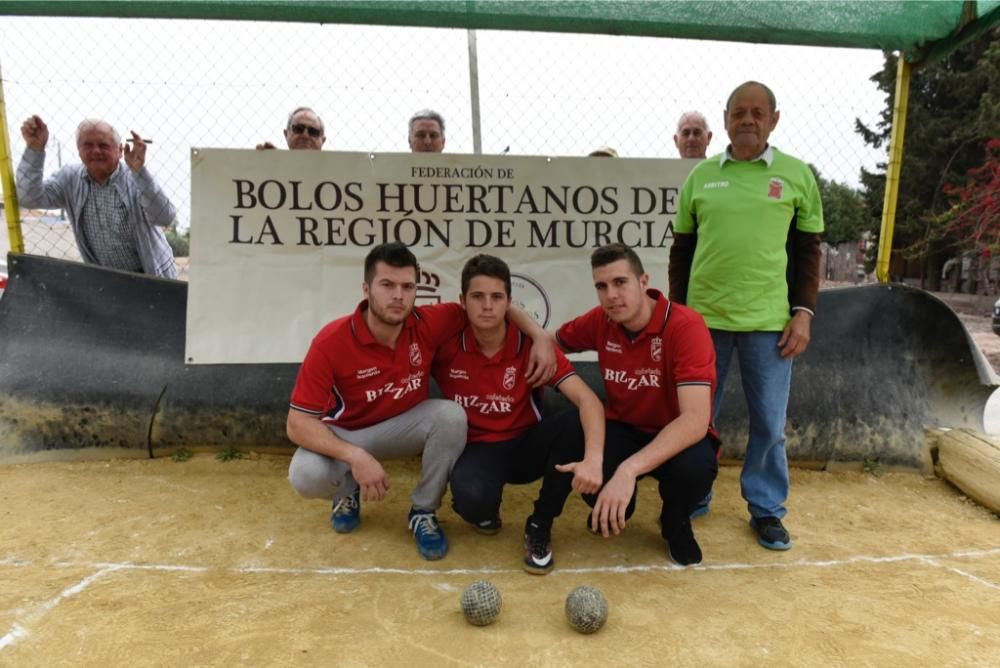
[551,370,578,389]
[676,381,712,387]
[289,403,325,415]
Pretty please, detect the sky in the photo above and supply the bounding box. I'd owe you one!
[0,15,887,237]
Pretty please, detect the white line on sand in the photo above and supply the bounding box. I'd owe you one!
[2,548,998,652]
[0,566,121,651]
[8,545,993,578]
[921,557,1000,591]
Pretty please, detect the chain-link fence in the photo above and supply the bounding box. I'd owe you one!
[0,15,887,279]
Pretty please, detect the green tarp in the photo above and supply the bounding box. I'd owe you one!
[0,1,998,65]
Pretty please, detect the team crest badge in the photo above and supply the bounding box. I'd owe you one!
[409,343,423,366]
[650,336,662,362]
[503,366,518,390]
[768,178,784,199]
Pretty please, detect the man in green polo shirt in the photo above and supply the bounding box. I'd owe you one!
[668,81,823,551]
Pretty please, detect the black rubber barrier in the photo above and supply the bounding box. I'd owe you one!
[1,253,994,466]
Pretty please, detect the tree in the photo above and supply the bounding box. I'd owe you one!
[855,28,999,286]
[928,138,1000,252]
[809,165,867,246]
[166,225,190,257]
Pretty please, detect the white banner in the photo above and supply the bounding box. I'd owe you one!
[187,149,695,364]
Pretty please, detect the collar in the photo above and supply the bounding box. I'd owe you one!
[618,289,671,341]
[350,299,417,346]
[720,144,774,167]
[460,319,522,360]
[82,163,123,186]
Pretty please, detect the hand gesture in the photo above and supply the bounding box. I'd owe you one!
[21,115,49,151]
[555,457,603,495]
[350,449,391,502]
[122,130,147,172]
[590,468,636,537]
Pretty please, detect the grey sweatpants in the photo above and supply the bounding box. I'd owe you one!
[287,399,467,511]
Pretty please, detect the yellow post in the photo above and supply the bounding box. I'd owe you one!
[0,62,25,254]
[875,55,912,283]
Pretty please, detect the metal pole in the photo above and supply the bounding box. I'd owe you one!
[466,29,483,155]
[875,55,912,283]
[0,61,25,254]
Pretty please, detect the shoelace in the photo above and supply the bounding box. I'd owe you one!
[333,493,359,515]
[527,525,551,555]
[409,513,441,536]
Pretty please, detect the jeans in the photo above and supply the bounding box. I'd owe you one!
[711,330,793,519]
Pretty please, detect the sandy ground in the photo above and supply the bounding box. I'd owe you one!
[1,455,999,667]
[2,287,999,665]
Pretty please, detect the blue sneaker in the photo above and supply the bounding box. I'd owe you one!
[408,508,449,560]
[330,489,361,534]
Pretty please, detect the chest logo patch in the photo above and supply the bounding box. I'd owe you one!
[503,366,518,391]
[409,343,423,367]
[768,178,784,199]
[650,336,662,362]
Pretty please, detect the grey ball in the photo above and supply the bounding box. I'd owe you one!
[461,580,502,626]
[565,585,608,634]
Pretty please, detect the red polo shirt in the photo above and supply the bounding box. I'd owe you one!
[433,321,577,443]
[556,289,716,435]
[290,301,465,430]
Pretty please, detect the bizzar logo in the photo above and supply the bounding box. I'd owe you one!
[452,394,513,414]
[603,367,662,391]
[365,373,424,402]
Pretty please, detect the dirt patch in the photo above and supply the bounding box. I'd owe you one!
[1,456,999,666]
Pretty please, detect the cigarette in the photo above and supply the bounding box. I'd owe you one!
[126,138,153,144]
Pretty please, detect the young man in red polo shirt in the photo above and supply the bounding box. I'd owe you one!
[523,243,719,569]
[432,255,605,572]
[286,242,555,561]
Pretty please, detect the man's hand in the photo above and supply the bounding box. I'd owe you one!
[123,131,147,172]
[555,457,603,495]
[348,449,391,502]
[590,468,636,537]
[256,142,277,150]
[524,340,556,387]
[778,310,812,359]
[21,115,48,151]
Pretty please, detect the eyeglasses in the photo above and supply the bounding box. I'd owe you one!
[290,124,323,138]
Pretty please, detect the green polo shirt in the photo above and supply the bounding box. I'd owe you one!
[674,146,824,332]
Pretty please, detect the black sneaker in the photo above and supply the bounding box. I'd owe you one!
[662,518,702,566]
[522,520,554,574]
[472,517,502,535]
[750,516,792,551]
